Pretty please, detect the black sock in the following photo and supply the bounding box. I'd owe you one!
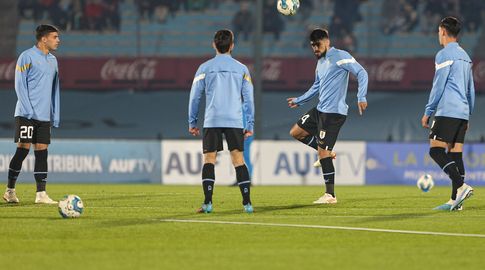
[297,135,318,150]
[448,152,465,181]
[319,157,335,196]
[7,147,30,189]
[202,163,215,204]
[429,147,462,200]
[34,149,48,192]
[236,165,251,205]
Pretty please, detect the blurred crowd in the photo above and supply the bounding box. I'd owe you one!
[382,0,485,35]
[18,0,121,32]
[17,0,485,53]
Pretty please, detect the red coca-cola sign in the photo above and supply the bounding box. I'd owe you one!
[0,57,482,91]
[100,59,157,80]
[0,60,15,81]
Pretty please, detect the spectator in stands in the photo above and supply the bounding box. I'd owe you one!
[18,0,37,19]
[232,2,253,42]
[263,0,284,41]
[297,0,313,23]
[84,0,105,31]
[382,0,418,35]
[187,0,208,11]
[50,0,71,30]
[460,0,482,33]
[103,0,120,31]
[137,0,154,21]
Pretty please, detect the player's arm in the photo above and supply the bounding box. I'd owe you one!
[52,66,61,128]
[423,53,451,128]
[188,66,205,136]
[338,53,369,115]
[14,53,34,118]
[288,71,320,108]
[242,69,255,137]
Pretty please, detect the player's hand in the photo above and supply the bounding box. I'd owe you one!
[244,130,254,138]
[331,152,337,159]
[421,115,430,129]
[287,97,299,108]
[188,127,200,136]
[358,102,367,115]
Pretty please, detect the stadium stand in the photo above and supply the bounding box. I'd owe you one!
[15,0,485,57]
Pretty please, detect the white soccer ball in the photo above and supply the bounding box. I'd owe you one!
[417,174,434,192]
[277,0,300,16]
[58,195,84,218]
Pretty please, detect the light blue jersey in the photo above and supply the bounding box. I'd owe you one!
[424,42,475,120]
[14,46,60,127]
[188,54,255,131]
[293,47,368,115]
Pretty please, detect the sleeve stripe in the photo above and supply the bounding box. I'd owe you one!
[244,74,252,84]
[16,63,31,72]
[336,58,356,66]
[435,60,454,71]
[192,73,205,84]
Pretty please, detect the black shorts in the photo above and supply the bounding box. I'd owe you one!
[296,108,346,151]
[316,112,346,151]
[296,107,319,135]
[203,128,244,153]
[429,116,468,144]
[14,117,51,144]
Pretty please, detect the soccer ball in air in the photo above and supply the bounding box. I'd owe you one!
[417,174,434,192]
[277,0,300,16]
[58,195,84,218]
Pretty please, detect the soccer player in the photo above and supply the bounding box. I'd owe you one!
[3,25,61,204]
[422,17,475,211]
[188,29,255,213]
[287,28,368,204]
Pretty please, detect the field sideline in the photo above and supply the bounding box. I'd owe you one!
[0,184,484,270]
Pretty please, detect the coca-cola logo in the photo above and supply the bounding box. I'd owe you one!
[0,61,16,80]
[101,59,157,80]
[247,59,282,81]
[364,60,406,82]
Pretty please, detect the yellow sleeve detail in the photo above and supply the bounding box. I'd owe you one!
[244,74,252,84]
[16,63,31,72]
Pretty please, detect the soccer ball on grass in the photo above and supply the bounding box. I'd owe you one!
[417,174,434,192]
[58,195,84,218]
[277,0,300,16]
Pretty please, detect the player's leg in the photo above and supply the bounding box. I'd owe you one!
[4,117,33,203]
[32,120,57,204]
[226,128,253,213]
[447,121,473,210]
[290,107,319,150]
[197,128,222,213]
[428,117,470,211]
[313,113,346,204]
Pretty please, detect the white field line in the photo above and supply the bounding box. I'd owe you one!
[160,219,485,238]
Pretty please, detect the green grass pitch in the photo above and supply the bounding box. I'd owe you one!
[0,184,484,270]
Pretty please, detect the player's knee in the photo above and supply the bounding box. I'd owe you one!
[34,143,48,151]
[17,143,31,150]
[204,153,217,164]
[318,148,333,159]
[429,147,445,160]
[230,151,244,167]
[289,125,305,140]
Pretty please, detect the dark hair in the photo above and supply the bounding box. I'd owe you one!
[309,28,329,42]
[439,17,461,38]
[214,29,233,53]
[35,24,59,41]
